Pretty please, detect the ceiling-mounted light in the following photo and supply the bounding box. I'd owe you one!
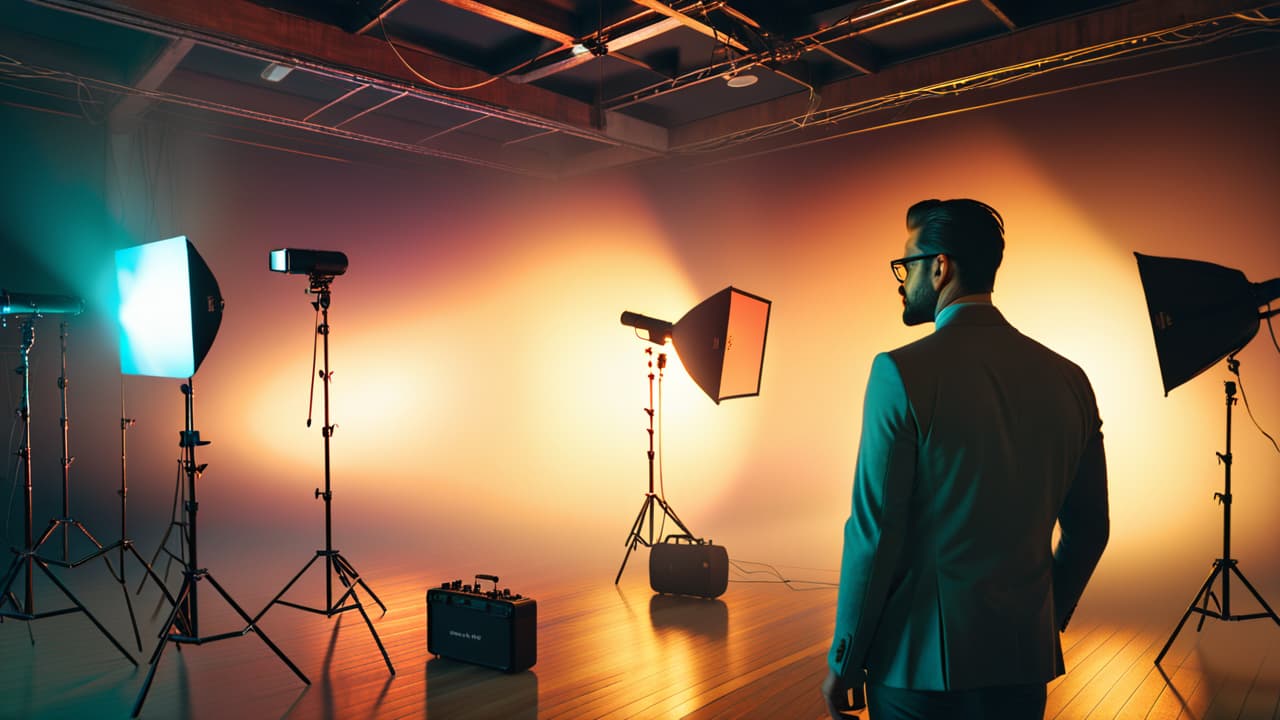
[725,71,758,88]
[260,62,294,82]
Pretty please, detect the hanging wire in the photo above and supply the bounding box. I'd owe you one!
[376,15,541,91]
[1267,301,1279,354]
[728,559,839,591]
[1232,354,1280,455]
[307,300,320,427]
[657,350,668,542]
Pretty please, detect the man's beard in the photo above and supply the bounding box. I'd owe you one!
[901,279,938,326]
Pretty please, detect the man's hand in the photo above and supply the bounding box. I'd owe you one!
[822,669,866,718]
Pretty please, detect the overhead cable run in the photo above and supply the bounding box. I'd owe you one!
[0,53,548,176]
[677,10,1280,155]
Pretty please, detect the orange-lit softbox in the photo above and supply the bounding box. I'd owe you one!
[1134,253,1280,395]
[621,286,771,403]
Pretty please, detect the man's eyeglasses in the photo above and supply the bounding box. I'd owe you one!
[889,253,940,283]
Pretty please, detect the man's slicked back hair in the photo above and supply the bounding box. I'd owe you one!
[907,199,1005,293]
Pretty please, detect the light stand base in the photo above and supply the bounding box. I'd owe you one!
[254,549,395,675]
[615,492,695,584]
[1155,558,1280,666]
[0,549,137,664]
[33,518,152,651]
[132,567,310,718]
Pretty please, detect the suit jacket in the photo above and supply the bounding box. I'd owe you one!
[829,304,1109,691]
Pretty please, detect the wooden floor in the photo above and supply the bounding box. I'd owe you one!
[1,552,1278,719]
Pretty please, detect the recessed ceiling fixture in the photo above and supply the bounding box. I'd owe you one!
[260,62,293,82]
[725,71,757,88]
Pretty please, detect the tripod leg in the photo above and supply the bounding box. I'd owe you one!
[136,521,177,595]
[621,496,651,546]
[328,558,364,611]
[68,522,108,567]
[132,576,191,719]
[1195,589,1221,632]
[203,572,310,686]
[33,520,59,553]
[332,559,395,675]
[653,496,696,538]
[615,539,639,586]
[0,554,24,614]
[254,553,322,623]
[1157,563,1222,666]
[334,553,386,613]
[111,549,143,652]
[616,496,656,584]
[1227,565,1280,625]
[34,559,135,665]
[96,546,143,652]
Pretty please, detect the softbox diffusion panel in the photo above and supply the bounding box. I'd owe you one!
[671,287,771,403]
[1134,253,1259,395]
[116,236,223,378]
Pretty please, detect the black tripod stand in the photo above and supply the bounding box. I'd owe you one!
[615,348,696,584]
[134,456,191,599]
[1155,357,1280,666]
[31,323,151,651]
[253,275,393,675]
[132,379,310,717]
[0,317,135,664]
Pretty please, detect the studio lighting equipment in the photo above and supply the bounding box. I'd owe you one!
[31,321,149,654]
[118,236,309,717]
[254,248,395,675]
[621,286,771,404]
[269,248,348,277]
[0,289,84,316]
[1135,253,1280,395]
[0,293,135,667]
[614,287,771,585]
[1134,253,1280,667]
[116,236,224,378]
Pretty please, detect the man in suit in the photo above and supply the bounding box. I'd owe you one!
[822,199,1109,719]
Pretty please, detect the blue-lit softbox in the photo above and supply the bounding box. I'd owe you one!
[116,236,223,378]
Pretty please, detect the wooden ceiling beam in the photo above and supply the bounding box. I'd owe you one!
[976,0,1017,31]
[429,0,577,45]
[108,37,194,130]
[630,0,749,52]
[672,0,1275,149]
[512,16,683,83]
[811,42,880,75]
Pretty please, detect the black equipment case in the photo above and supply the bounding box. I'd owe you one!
[649,535,729,598]
[427,574,536,672]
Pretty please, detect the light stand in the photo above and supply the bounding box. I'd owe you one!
[253,274,394,675]
[0,317,136,664]
[1155,357,1280,665]
[31,323,153,651]
[132,379,310,717]
[615,348,695,584]
[134,458,190,599]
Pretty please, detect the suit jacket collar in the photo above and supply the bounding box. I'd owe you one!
[934,302,1008,331]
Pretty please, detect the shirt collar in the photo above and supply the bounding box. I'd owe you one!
[935,300,995,330]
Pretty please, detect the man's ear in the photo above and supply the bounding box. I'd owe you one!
[931,254,950,290]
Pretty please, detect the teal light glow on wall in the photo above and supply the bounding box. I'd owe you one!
[115,236,223,378]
